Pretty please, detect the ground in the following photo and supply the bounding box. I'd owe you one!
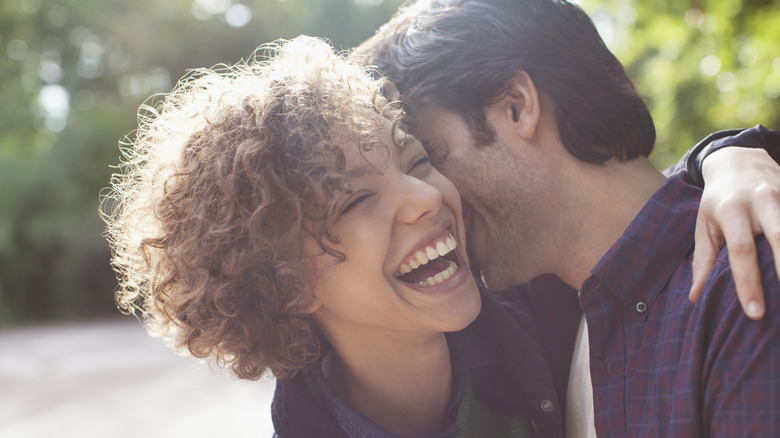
[0,318,276,438]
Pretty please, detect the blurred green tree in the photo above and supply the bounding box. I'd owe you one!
[0,0,404,325]
[579,0,780,166]
[1,0,778,325]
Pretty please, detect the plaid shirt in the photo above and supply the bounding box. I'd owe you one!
[579,172,780,437]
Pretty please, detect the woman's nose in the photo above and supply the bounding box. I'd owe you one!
[395,176,443,224]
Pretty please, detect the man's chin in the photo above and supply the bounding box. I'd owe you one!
[467,246,513,290]
[477,264,522,292]
[480,272,505,291]
[465,247,483,280]
[473,266,499,291]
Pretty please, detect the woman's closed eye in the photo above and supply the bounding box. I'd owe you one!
[408,155,431,173]
[340,192,374,216]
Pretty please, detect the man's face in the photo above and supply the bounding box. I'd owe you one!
[413,104,546,290]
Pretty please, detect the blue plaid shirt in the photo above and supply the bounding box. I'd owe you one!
[579,172,780,437]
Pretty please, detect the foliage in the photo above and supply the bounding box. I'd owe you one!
[1,0,778,325]
[0,0,403,326]
[578,0,780,167]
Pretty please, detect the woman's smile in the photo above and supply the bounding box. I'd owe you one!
[394,229,473,295]
[302,116,482,337]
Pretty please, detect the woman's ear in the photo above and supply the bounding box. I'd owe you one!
[297,292,321,314]
[297,239,325,315]
[501,70,542,140]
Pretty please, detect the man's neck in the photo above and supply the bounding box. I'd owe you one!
[553,156,666,290]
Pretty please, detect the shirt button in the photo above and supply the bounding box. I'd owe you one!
[636,301,648,313]
[540,399,554,412]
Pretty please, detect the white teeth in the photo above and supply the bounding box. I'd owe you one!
[399,256,424,277]
[416,260,458,287]
[446,236,456,251]
[398,233,460,286]
[436,241,448,257]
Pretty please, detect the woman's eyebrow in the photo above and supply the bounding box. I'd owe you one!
[344,163,380,178]
[398,132,418,146]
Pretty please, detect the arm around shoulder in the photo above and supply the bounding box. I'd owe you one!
[687,126,780,319]
[700,243,780,437]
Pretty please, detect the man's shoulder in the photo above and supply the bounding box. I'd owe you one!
[653,174,777,308]
[699,235,778,311]
[683,236,780,435]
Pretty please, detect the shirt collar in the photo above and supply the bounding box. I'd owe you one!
[582,173,701,308]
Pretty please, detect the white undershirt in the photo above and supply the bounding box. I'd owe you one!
[565,315,597,438]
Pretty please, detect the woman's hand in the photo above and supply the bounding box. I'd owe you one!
[690,147,780,319]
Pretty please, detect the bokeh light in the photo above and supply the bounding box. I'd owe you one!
[7,39,28,61]
[36,84,70,132]
[225,4,252,27]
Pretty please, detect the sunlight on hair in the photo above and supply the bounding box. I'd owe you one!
[103,36,405,380]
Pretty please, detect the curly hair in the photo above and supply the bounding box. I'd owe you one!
[101,36,404,380]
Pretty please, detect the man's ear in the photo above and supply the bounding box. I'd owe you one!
[500,71,541,140]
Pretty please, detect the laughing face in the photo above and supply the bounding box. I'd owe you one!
[302,118,481,342]
[412,104,548,291]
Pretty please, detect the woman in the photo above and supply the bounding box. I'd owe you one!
[103,36,778,438]
[105,36,553,437]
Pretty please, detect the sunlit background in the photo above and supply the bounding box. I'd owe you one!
[1,0,779,436]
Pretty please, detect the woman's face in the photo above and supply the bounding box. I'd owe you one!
[302,118,481,342]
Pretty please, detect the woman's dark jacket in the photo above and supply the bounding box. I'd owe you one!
[271,276,581,438]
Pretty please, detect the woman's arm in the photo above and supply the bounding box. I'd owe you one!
[679,126,780,320]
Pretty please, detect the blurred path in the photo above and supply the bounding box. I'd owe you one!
[0,318,276,438]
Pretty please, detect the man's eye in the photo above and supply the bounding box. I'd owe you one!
[408,155,431,173]
[340,193,372,215]
[421,139,449,165]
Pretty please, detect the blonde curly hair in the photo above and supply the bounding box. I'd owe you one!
[102,36,404,380]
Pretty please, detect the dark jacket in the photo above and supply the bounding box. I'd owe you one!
[271,281,581,438]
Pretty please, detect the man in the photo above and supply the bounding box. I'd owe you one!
[356,0,780,436]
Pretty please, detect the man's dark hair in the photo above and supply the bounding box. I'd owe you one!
[355,0,656,162]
